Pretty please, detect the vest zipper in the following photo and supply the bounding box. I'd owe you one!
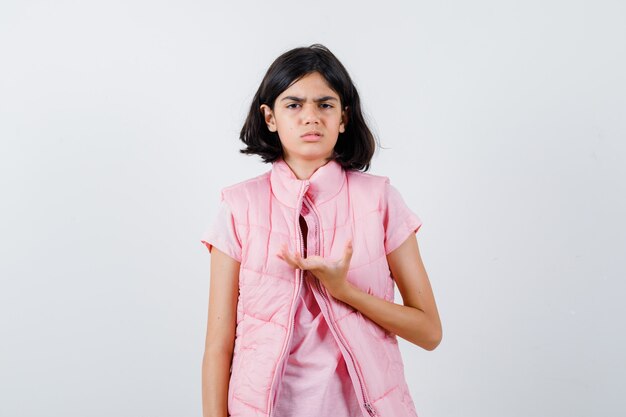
[303,196,377,417]
[267,181,309,417]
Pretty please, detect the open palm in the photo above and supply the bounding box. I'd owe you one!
[276,239,353,299]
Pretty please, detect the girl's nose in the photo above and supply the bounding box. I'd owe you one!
[301,104,321,124]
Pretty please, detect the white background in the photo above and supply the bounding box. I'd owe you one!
[1,1,625,416]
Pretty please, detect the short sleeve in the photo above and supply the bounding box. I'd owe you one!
[200,199,242,262]
[383,181,423,255]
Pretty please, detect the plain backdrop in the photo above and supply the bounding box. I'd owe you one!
[1,1,625,416]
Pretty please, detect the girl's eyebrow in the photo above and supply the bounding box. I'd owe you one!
[280,95,338,102]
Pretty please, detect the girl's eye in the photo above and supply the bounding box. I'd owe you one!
[285,103,334,109]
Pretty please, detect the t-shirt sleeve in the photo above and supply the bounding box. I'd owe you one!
[383,181,423,255]
[200,198,242,263]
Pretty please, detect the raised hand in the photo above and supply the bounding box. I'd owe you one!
[276,238,353,300]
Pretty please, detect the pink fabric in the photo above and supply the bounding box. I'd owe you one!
[382,180,423,255]
[201,199,242,262]
[200,158,424,417]
[272,197,363,417]
[203,200,364,417]
[272,272,362,417]
[201,177,421,263]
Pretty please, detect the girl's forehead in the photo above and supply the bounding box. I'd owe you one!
[280,72,339,98]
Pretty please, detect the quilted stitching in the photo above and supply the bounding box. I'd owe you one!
[213,159,421,417]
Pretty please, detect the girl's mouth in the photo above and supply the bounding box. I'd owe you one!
[301,131,322,141]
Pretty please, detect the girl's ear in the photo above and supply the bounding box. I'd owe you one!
[260,104,277,132]
[339,106,349,133]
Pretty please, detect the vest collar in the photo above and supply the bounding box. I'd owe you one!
[270,157,346,208]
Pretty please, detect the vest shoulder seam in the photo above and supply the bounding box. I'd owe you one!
[347,170,390,183]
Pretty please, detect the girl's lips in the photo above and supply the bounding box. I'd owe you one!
[301,133,322,141]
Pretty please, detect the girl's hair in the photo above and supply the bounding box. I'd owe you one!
[239,44,377,172]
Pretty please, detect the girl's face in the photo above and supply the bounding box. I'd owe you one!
[261,71,347,166]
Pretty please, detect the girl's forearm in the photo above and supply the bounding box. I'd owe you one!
[202,348,232,417]
[334,282,441,350]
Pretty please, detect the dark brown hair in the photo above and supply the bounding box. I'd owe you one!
[239,44,378,171]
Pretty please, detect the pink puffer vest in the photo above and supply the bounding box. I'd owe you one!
[207,158,421,417]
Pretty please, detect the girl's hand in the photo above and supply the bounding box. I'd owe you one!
[276,239,353,300]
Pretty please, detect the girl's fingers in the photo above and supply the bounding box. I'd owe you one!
[281,250,296,265]
[275,245,290,262]
[276,243,341,271]
[277,246,307,270]
[293,250,305,268]
[342,238,353,265]
[275,246,287,260]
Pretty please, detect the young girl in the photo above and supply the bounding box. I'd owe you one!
[201,44,442,417]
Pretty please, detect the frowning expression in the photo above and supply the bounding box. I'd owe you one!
[260,71,347,164]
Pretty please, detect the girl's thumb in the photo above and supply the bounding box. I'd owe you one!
[344,238,353,260]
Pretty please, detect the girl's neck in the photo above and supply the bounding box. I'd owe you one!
[282,156,332,180]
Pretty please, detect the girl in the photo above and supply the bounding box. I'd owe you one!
[201,44,442,417]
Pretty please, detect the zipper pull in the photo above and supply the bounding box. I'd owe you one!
[364,402,376,416]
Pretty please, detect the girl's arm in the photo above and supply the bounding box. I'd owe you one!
[278,235,442,350]
[202,247,239,417]
[337,234,442,350]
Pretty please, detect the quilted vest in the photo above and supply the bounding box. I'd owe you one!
[221,157,419,417]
